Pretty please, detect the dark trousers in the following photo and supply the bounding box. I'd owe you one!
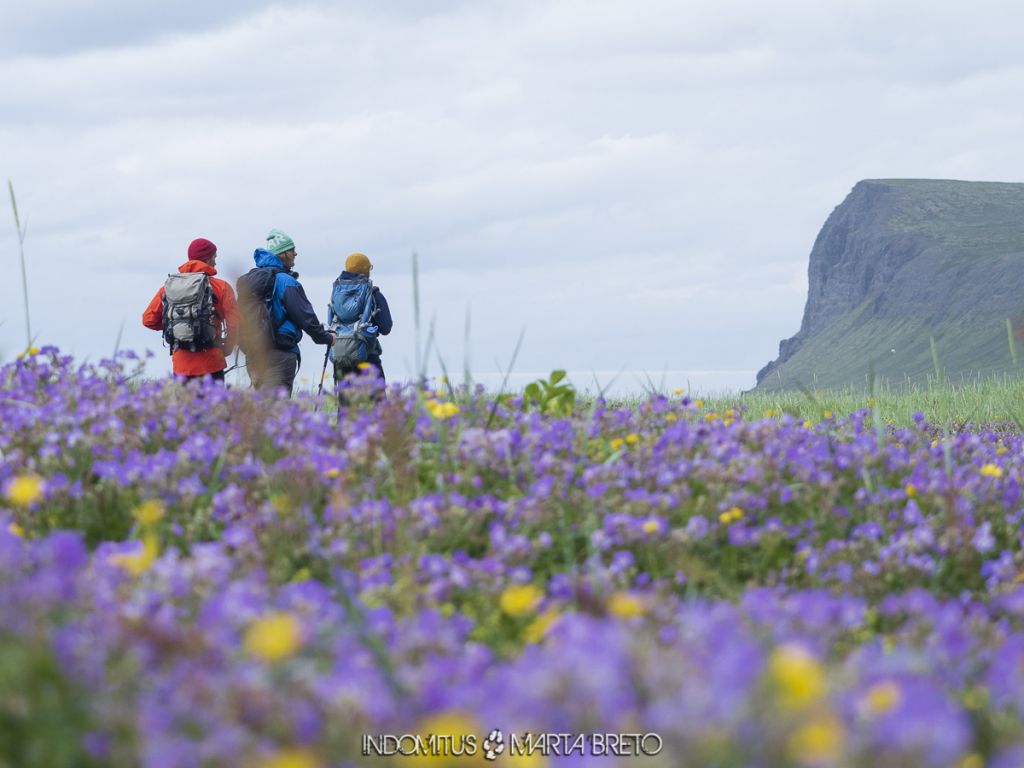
[335,361,385,409]
[251,349,300,397]
[183,370,226,385]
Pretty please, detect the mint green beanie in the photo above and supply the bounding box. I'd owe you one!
[266,228,295,255]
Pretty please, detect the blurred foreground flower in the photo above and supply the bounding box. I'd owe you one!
[6,473,44,507]
[133,499,166,526]
[258,748,320,768]
[788,714,845,764]
[607,592,645,619]
[425,399,460,420]
[768,644,826,710]
[108,533,160,576]
[500,584,543,616]
[244,612,304,662]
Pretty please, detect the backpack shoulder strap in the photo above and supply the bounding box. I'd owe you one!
[361,279,377,324]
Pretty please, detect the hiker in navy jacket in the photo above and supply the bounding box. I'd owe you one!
[246,228,334,396]
[329,252,392,404]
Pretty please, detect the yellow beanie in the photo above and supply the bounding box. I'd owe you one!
[344,252,372,275]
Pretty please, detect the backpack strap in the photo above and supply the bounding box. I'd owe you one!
[268,268,293,342]
[357,279,377,329]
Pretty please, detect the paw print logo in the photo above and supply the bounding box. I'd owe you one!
[482,729,505,761]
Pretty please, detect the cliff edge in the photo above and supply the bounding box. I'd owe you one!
[756,179,1024,391]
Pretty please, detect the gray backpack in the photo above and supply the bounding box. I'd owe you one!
[161,272,218,352]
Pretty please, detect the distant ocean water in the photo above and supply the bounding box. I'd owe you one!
[467,369,757,397]
[275,367,758,397]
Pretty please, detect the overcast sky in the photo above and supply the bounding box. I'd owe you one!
[3,0,1024,394]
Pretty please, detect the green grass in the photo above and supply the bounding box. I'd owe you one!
[691,372,1024,428]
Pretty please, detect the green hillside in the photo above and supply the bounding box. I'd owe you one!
[757,179,1024,391]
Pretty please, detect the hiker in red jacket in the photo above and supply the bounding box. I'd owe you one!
[142,238,241,383]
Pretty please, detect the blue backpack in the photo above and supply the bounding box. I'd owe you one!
[329,276,379,369]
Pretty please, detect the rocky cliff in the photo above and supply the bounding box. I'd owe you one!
[756,179,1024,391]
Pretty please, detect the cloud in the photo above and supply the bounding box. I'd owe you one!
[3,0,1024,391]
[0,0,273,57]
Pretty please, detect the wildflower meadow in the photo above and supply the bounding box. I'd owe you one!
[5,348,1024,767]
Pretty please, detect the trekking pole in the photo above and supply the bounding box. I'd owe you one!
[225,348,243,375]
[314,344,331,412]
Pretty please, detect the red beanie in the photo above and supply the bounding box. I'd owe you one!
[187,238,217,263]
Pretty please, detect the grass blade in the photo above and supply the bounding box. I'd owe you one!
[8,180,31,348]
[1009,317,1019,367]
[485,327,525,430]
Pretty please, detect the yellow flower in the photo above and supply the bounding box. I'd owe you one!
[962,687,987,711]
[109,532,160,576]
[609,437,625,450]
[867,397,876,408]
[504,752,550,768]
[409,711,481,765]
[133,500,166,527]
[524,608,561,643]
[8,522,24,538]
[905,483,918,497]
[244,612,303,662]
[323,467,341,479]
[673,388,686,396]
[861,680,902,717]
[694,399,703,409]
[6,474,44,507]
[723,418,735,427]
[764,408,781,418]
[426,400,459,420]
[704,412,720,422]
[500,584,543,617]
[997,446,1009,456]
[642,520,660,534]
[803,419,813,429]
[665,413,678,423]
[823,410,832,419]
[258,748,320,768]
[625,433,639,445]
[607,591,645,619]
[270,493,296,514]
[787,714,845,764]
[980,463,1003,479]
[768,644,826,710]
[17,346,40,359]
[719,506,744,525]
[357,362,373,370]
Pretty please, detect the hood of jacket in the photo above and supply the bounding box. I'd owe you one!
[339,270,370,281]
[253,248,284,269]
[178,259,217,275]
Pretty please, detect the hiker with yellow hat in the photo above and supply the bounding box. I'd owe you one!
[327,252,393,406]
